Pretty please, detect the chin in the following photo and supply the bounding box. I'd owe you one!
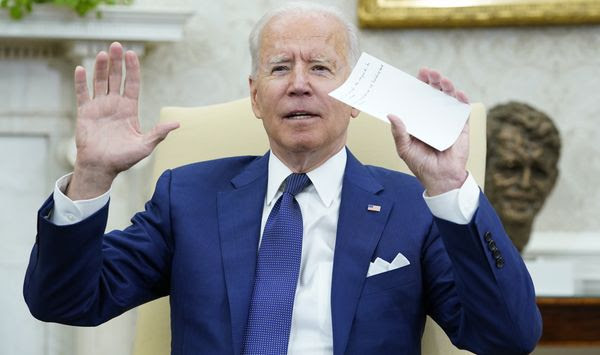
[286,143,322,154]
[280,135,325,152]
[501,209,536,224]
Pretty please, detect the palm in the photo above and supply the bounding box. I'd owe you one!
[73,43,178,177]
[76,93,146,173]
[397,120,469,191]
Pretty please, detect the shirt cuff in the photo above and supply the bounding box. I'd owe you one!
[50,172,111,226]
[423,172,480,225]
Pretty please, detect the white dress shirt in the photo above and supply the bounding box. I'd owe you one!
[50,148,480,354]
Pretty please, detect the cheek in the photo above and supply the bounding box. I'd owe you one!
[491,173,512,187]
[257,80,286,102]
[532,180,552,193]
[328,101,353,122]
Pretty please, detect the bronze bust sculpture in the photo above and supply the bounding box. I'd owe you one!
[485,102,561,251]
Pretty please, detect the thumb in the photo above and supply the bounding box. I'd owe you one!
[387,114,411,154]
[144,121,180,150]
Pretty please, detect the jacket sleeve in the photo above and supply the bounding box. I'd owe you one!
[423,191,542,354]
[23,170,174,326]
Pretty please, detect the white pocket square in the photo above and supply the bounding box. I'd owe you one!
[367,253,410,277]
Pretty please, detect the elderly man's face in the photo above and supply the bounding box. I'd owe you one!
[486,125,558,224]
[249,13,358,159]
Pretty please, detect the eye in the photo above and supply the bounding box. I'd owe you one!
[497,160,522,177]
[312,65,331,73]
[271,65,289,74]
[531,164,548,178]
[500,160,520,170]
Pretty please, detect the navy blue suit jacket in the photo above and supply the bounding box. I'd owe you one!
[24,150,541,354]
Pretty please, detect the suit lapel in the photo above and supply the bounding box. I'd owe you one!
[331,151,393,355]
[217,153,269,355]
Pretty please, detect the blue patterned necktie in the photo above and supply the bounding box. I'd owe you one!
[242,173,311,355]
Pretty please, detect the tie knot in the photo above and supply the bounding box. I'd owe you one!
[284,173,310,197]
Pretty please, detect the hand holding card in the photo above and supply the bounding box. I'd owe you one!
[329,53,472,195]
[329,52,470,151]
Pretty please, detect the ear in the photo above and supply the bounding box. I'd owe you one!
[249,76,262,119]
[351,107,360,118]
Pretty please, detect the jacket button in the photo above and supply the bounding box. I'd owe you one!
[487,241,498,252]
[492,250,502,259]
[484,231,492,243]
[496,257,505,268]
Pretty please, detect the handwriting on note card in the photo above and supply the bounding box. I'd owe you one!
[329,52,471,151]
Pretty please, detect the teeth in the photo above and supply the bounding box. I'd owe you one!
[287,112,314,118]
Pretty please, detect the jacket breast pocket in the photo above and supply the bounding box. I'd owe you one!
[361,265,418,296]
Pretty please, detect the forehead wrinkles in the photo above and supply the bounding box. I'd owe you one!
[259,14,349,63]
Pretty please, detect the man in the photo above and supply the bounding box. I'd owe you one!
[486,101,561,251]
[24,3,541,354]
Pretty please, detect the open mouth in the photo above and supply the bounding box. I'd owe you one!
[284,111,319,120]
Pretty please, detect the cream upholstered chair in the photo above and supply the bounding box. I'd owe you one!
[132,97,486,355]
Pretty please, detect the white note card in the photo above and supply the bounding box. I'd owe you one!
[328,52,471,151]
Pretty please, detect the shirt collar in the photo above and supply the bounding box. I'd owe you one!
[266,148,347,207]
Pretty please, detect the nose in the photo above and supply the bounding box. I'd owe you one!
[287,66,312,97]
[519,166,531,188]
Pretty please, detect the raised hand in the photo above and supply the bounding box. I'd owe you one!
[388,68,470,196]
[67,42,179,200]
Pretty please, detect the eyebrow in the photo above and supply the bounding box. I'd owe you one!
[309,56,338,69]
[268,55,290,65]
[309,55,332,63]
[266,54,337,66]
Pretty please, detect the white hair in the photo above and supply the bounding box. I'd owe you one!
[248,2,360,77]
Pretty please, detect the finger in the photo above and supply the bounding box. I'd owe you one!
[387,114,411,155]
[93,51,109,97]
[462,118,470,135]
[456,90,470,104]
[451,119,471,158]
[123,50,141,100]
[417,68,430,84]
[427,70,442,90]
[144,121,180,150]
[108,42,123,95]
[440,78,455,96]
[74,66,90,107]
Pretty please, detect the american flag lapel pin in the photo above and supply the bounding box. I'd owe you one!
[367,204,381,212]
